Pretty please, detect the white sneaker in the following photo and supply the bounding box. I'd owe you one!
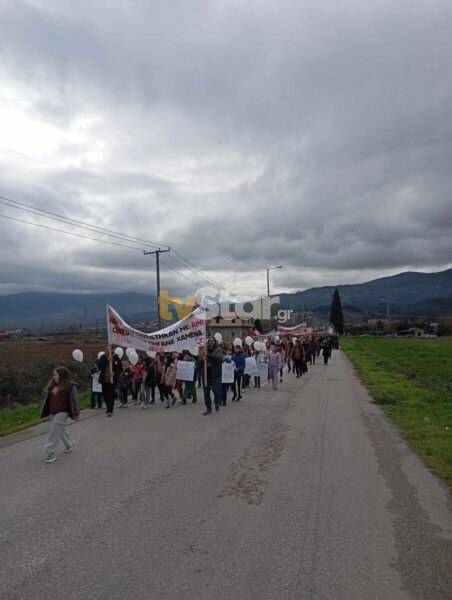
[64,443,75,454]
[45,455,57,463]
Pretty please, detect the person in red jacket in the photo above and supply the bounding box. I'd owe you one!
[132,355,144,404]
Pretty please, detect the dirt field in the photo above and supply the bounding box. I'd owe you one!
[0,335,109,408]
[0,336,107,367]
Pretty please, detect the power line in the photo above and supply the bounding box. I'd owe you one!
[169,249,223,289]
[0,195,160,250]
[0,213,146,252]
[0,194,224,289]
[165,253,221,288]
[160,256,206,288]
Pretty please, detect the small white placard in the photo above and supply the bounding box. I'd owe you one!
[244,357,258,375]
[92,372,102,393]
[222,362,235,383]
[176,360,195,382]
[257,361,269,378]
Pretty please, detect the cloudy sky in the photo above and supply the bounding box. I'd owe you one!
[0,0,451,301]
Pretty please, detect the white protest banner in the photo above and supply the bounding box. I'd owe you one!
[222,362,235,383]
[176,360,195,382]
[107,305,206,355]
[278,324,312,336]
[92,372,102,393]
[244,357,257,375]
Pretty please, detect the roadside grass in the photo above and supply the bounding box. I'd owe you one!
[341,337,452,487]
[0,391,91,437]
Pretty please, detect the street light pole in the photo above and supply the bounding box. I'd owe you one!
[266,265,283,297]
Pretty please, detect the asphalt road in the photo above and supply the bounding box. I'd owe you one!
[1,351,451,600]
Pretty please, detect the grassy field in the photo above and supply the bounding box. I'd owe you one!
[341,337,452,487]
[0,390,91,437]
[0,335,104,436]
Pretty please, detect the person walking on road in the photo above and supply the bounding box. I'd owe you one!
[162,355,177,408]
[322,340,331,365]
[89,360,103,409]
[142,357,158,407]
[132,355,144,405]
[291,339,304,378]
[41,366,80,463]
[98,349,117,416]
[203,337,224,415]
[231,345,245,401]
[268,343,282,390]
[117,361,132,408]
[181,350,198,405]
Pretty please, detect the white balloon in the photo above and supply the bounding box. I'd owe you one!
[233,338,243,347]
[146,350,156,358]
[245,336,253,346]
[275,336,280,342]
[129,351,139,365]
[72,349,84,362]
[114,347,124,358]
[214,333,222,342]
[260,342,266,351]
[292,337,298,344]
[126,347,135,358]
[97,351,105,359]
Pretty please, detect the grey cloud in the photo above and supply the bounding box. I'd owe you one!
[0,0,451,296]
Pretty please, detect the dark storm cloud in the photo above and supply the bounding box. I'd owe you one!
[0,0,451,296]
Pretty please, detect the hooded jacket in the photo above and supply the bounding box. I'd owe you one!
[40,383,80,420]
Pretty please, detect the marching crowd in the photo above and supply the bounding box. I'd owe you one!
[95,335,335,413]
[41,335,335,463]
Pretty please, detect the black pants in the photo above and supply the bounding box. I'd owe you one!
[102,383,115,414]
[148,381,157,402]
[118,386,128,405]
[222,383,230,404]
[232,373,242,399]
[293,359,302,377]
[90,391,102,408]
[132,381,142,401]
[157,381,165,400]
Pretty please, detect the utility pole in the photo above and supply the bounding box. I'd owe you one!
[144,247,170,330]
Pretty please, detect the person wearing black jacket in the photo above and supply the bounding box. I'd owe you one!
[98,348,122,416]
[203,337,224,415]
[142,357,158,407]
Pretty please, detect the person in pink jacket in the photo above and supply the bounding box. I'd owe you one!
[162,355,177,408]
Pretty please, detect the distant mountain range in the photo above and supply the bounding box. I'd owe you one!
[278,269,452,320]
[0,292,157,329]
[0,269,451,329]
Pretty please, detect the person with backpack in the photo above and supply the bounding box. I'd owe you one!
[41,366,80,463]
